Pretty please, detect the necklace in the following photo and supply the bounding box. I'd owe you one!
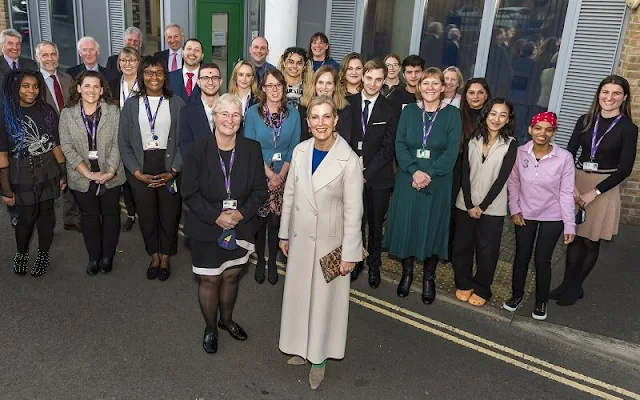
[425,111,435,121]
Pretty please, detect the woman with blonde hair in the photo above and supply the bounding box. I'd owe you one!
[339,52,365,95]
[298,65,352,142]
[442,66,463,108]
[228,59,260,116]
[277,47,313,109]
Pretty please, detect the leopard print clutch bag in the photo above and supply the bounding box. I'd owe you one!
[319,246,369,283]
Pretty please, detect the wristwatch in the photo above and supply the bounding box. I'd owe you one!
[595,189,602,196]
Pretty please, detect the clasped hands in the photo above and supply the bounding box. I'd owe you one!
[412,170,431,191]
[574,188,597,209]
[215,210,243,230]
[87,171,115,185]
[134,169,176,188]
[267,170,285,191]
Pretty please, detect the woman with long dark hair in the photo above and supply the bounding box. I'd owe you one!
[339,52,364,95]
[553,75,638,306]
[451,98,517,307]
[244,69,301,285]
[0,70,66,276]
[59,71,125,275]
[118,55,185,281]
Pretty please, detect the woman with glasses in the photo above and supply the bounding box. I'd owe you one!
[277,47,313,109]
[339,53,364,95]
[298,65,352,142]
[227,59,260,116]
[182,93,268,354]
[118,55,185,281]
[59,71,125,275]
[109,46,141,233]
[381,53,404,97]
[308,32,340,72]
[244,69,301,285]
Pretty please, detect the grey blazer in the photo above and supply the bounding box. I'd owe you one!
[59,102,126,192]
[118,95,185,174]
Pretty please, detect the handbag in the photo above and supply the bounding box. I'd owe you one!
[575,207,586,225]
[319,246,369,283]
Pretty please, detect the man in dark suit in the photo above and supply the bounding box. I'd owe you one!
[154,24,184,72]
[347,59,397,288]
[35,40,82,232]
[106,26,143,71]
[67,37,118,82]
[179,62,222,159]
[168,38,203,104]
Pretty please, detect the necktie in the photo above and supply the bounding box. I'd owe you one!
[170,52,178,72]
[12,61,17,70]
[362,99,371,135]
[186,72,194,97]
[51,75,65,111]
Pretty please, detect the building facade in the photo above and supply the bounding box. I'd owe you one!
[1,0,639,223]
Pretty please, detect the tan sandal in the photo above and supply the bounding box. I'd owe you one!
[455,289,474,302]
[468,294,487,307]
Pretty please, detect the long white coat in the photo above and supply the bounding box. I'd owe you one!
[278,135,364,364]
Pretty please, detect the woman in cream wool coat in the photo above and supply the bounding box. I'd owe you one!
[278,96,363,390]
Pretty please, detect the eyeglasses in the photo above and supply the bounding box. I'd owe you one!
[264,83,283,91]
[216,111,243,121]
[199,76,221,83]
[385,63,400,68]
[119,58,138,65]
[143,70,165,78]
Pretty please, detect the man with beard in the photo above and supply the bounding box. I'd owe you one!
[168,38,204,103]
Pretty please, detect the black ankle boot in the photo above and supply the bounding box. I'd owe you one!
[397,258,414,297]
[254,259,266,284]
[13,251,29,275]
[422,258,437,305]
[267,261,278,285]
[31,250,49,277]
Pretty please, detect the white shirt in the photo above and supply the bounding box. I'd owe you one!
[239,92,251,116]
[40,69,63,111]
[201,95,214,132]
[442,93,461,108]
[119,78,139,109]
[138,96,171,150]
[361,91,380,123]
[168,48,183,72]
[182,67,200,91]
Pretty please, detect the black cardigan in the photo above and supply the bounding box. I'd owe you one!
[181,135,268,242]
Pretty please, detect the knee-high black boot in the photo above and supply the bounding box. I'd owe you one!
[422,256,438,305]
[550,238,583,300]
[557,238,599,306]
[397,257,414,298]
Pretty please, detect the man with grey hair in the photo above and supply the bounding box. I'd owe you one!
[106,26,143,71]
[67,36,117,81]
[0,28,37,91]
[154,23,185,72]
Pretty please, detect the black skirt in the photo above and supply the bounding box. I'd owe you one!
[9,152,60,206]
[191,238,255,276]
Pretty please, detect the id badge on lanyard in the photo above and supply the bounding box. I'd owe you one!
[144,96,164,150]
[220,147,237,210]
[587,114,622,172]
[418,103,441,160]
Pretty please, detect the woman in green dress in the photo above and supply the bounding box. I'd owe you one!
[383,67,462,304]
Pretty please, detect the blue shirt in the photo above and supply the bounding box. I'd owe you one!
[243,103,301,174]
[312,58,340,72]
[312,148,328,174]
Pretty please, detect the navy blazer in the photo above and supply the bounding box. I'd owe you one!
[0,56,38,92]
[168,69,201,104]
[179,99,212,159]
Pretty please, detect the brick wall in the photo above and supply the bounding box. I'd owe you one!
[0,0,8,31]
[617,6,640,225]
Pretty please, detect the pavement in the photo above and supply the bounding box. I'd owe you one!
[1,203,639,399]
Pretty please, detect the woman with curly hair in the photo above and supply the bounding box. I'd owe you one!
[277,47,313,109]
[339,52,364,95]
[0,70,67,276]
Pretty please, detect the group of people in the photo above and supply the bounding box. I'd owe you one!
[0,24,637,391]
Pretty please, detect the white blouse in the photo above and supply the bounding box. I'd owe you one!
[138,96,171,150]
[120,78,139,109]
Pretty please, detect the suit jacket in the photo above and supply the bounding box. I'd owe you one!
[347,93,397,189]
[0,56,38,92]
[153,49,184,71]
[118,95,186,174]
[168,69,201,104]
[298,104,353,143]
[59,102,125,192]
[67,64,118,82]
[181,134,268,242]
[41,70,73,114]
[179,98,213,159]
[106,54,119,71]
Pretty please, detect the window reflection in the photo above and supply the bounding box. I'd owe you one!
[485,2,569,144]
[9,0,31,58]
[419,1,485,81]
[125,0,161,53]
[361,0,412,60]
[50,0,78,68]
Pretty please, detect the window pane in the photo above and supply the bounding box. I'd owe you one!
[249,0,261,39]
[419,1,485,80]
[125,0,161,54]
[485,2,569,143]
[361,0,412,60]
[9,0,32,58]
[50,0,78,69]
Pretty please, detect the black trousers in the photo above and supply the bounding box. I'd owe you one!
[511,219,563,303]
[121,181,136,216]
[255,213,280,264]
[62,189,81,225]
[452,209,504,299]
[362,185,392,269]
[71,183,122,261]
[126,170,182,256]
[15,199,55,253]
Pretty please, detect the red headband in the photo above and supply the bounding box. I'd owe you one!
[530,112,557,129]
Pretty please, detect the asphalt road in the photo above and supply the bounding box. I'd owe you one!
[1,205,639,399]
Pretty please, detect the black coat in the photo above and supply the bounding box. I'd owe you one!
[181,135,268,242]
[168,69,202,104]
[0,56,38,92]
[347,93,397,189]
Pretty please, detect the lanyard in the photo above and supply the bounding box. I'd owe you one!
[218,147,236,198]
[121,78,137,103]
[591,114,622,161]
[266,108,284,148]
[143,95,164,139]
[81,103,99,148]
[421,102,442,149]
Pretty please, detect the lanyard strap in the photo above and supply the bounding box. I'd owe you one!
[80,103,99,148]
[143,95,164,137]
[218,147,236,198]
[421,102,442,149]
[266,108,284,148]
[591,114,622,161]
